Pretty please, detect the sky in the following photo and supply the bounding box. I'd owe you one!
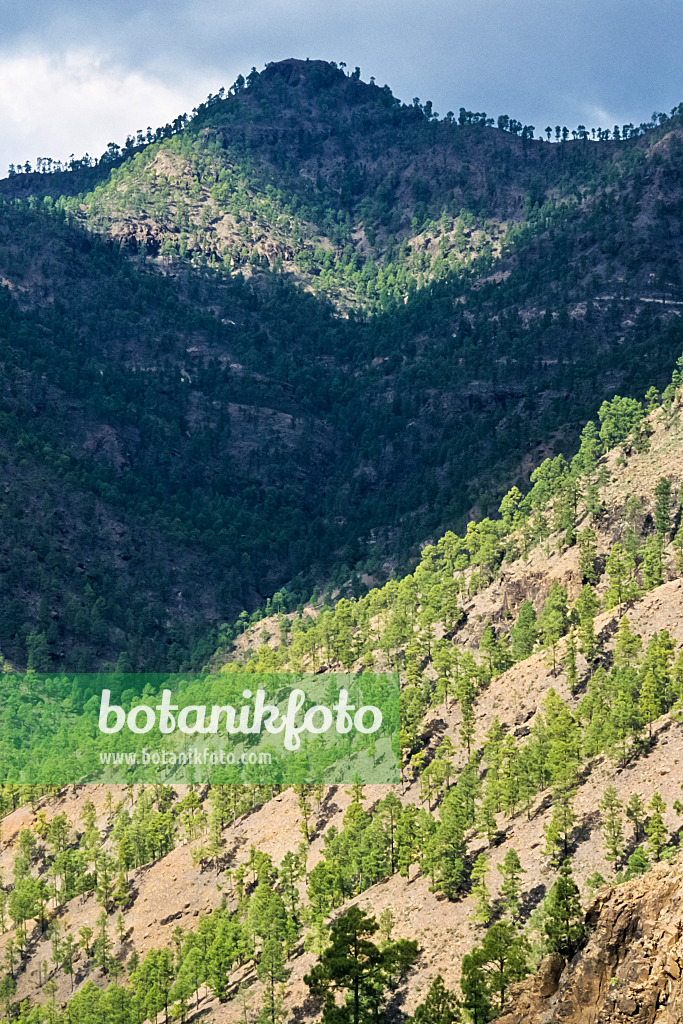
[1,0,682,176]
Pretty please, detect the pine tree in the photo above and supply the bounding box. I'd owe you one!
[95,851,117,910]
[641,536,664,590]
[112,868,129,910]
[429,797,466,901]
[133,947,175,1021]
[626,793,646,841]
[621,846,649,881]
[248,881,287,948]
[510,600,538,662]
[577,527,598,585]
[78,925,93,958]
[497,848,525,920]
[278,851,301,927]
[305,916,330,959]
[499,736,521,817]
[475,921,529,1012]
[460,950,493,1024]
[641,629,676,711]
[305,907,418,1024]
[614,617,642,668]
[0,976,16,1020]
[575,420,602,476]
[605,543,637,614]
[170,967,195,1023]
[538,583,569,674]
[307,861,335,920]
[60,934,78,993]
[586,482,605,523]
[257,937,289,1024]
[205,916,244,1001]
[295,784,313,842]
[654,477,672,538]
[543,788,576,867]
[469,854,491,924]
[639,670,660,739]
[93,911,113,975]
[433,737,456,793]
[544,859,586,957]
[599,786,624,871]
[378,908,395,944]
[433,641,454,708]
[584,870,607,893]
[476,788,498,848]
[645,793,668,861]
[545,690,580,786]
[608,684,639,768]
[410,975,460,1024]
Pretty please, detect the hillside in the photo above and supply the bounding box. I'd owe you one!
[6,60,683,311]
[0,359,681,1022]
[497,856,683,1023]
[1,60,682,671]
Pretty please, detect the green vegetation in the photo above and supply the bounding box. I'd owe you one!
[305,906,418,1024]
[0,357,680,1021]
[1,61,683,671]
[0,61,682,1023]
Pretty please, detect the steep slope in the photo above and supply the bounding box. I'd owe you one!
[2,66,683,670]
[498,856,683,1024]
[0,201,353,670]
[6,60,683,311]
[0,365,682,1022]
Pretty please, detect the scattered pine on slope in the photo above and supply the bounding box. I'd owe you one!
[0,361,682,1022]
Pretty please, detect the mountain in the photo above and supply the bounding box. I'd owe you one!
[6,59,683,310]
[0,59,682,675]
[0,357,682,1021]
[2,57,683,1024]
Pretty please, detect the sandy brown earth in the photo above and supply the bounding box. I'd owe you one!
[3,648,681,1016]
[1,395,682,1018]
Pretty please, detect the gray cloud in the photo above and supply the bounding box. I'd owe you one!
[1,0,682,172]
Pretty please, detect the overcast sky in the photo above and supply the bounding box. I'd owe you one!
[1,0,682,176]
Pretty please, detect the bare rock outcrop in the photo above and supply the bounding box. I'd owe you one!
[499,856,683,1024]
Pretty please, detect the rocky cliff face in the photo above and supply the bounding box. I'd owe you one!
[499,856,683,1024]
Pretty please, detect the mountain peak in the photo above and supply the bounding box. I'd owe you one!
[261,57,343,85]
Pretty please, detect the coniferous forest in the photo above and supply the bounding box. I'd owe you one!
[1,59,683,672]
[0,58,683,1024]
